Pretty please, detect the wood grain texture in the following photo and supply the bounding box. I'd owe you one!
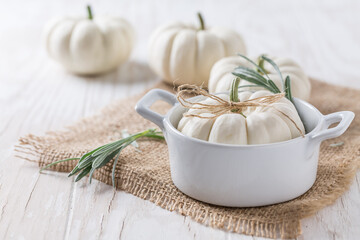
[0,0,359,239]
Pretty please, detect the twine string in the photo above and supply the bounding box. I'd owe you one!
[176,84,304,136]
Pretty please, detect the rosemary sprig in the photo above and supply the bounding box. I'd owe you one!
[40,129,164,187]
[232,54,293,102]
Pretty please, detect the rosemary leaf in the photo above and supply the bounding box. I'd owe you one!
[79,145,104,162]
[261,55,285,91]
[267,79,281,93]
[285,76,293,102]
[233,66,269,83]
[237,84,262,89]
[88,167,96,184]
[122,129,140,150]
[232,70,275,93]
[92,148,120,170]
[91,139,127,157]
[237,54,270,79]
[232,69,269,88]
[96,142,133,170]
[68,165,81,177]
[145,134,165,140]
[40,158,80,173]
[77,155,95,169]
[329,142,344,147]
[75,166,92,182]
[112,149,122,188]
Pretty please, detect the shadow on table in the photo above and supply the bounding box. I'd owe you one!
[80,61,159,84]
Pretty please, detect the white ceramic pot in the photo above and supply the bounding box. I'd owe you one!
[135,89,354,207]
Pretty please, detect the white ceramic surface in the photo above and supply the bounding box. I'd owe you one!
[135,89,354,207]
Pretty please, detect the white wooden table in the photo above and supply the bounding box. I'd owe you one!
[1,0,359,239]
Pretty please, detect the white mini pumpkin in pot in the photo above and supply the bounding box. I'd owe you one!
[148,13,246,87]
[208,55,311,101]
[44,6,135,75]
[177,58,305,145]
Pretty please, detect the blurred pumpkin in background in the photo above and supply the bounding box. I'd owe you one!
[208,55,311,101]
[148,13,246,87]
[44,6,135,75]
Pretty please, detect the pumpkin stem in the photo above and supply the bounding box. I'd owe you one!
[230,77,240,103]
[257,55,267,74]
[87,5,93,20]
[230,78,244,114]
[197,12,205,30]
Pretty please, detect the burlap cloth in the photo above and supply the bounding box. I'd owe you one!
[16,79,360,239]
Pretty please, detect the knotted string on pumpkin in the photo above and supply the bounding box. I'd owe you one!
[176,84,305,137]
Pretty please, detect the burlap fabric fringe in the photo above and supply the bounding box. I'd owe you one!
[15,80,360,239]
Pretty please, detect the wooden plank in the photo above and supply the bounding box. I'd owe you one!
[0,0,359,239]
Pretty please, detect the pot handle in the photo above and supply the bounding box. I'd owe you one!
[135,89,177,130]
[311,111,354,142]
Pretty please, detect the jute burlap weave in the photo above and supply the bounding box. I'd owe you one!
[16,79,360,239]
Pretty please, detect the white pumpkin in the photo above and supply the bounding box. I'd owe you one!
[44,6,135,75]
[148,13,246,87]
[177,90,305,145]
[208,55,311,101]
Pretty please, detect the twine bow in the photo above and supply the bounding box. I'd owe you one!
[176,84,304,137]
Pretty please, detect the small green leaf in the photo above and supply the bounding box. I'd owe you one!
[40,158,80,173]
[112,150,122,188]
[91,153,109,170]
[329,142,344,147]
[93,149,121,169]
[75,166,92,182]
[143,134,164,140]
[267,79,281,93]
[68,165,81,177]
[88,167,96,184]
[285,76,293,102]
[77,156,95,169]
[237,54,270,79]
[122,129,140,149]
[79,146,104,163]
[237,84,262,89]
[232,69,268,88]
[91,139,125,157]
[261,55,285,91]
[234,66,269,83]
[232,71,275,93]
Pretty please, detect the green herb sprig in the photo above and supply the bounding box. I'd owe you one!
[40,129,164,187]
[232,54,293,102]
